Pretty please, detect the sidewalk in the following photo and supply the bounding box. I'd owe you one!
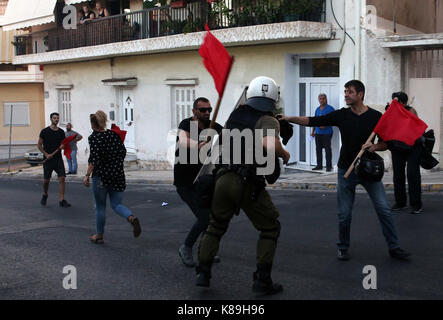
[2,163,443,192]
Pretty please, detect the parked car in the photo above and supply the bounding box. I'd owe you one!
[24,148,45,165]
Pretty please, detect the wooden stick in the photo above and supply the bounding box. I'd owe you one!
[344,132,376,179]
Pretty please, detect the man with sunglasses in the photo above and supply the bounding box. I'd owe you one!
[174,97,223,268]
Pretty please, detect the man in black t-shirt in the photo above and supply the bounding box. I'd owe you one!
[280,80,410,261]
[174,97,223,268]
[38,112,71,208]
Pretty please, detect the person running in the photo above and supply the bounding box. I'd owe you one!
[196,77,290,295]
[83,111,141,244]
[38,112,71,207]
[279,80,410,261]
[174,97,223,267]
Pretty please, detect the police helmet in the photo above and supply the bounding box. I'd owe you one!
[354,151,385,182]
[246,76,280,112]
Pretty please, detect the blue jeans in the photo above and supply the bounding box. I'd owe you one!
[337,168,399,250]
[92,176,132,234]
[67,150,77,173]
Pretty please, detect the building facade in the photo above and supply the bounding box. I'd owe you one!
[5,0,442,170]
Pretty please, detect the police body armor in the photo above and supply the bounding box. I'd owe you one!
[218,105,279,188]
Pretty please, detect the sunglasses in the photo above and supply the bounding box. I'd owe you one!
[197,107,213,113]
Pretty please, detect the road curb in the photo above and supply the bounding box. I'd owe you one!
[2,172,443,192]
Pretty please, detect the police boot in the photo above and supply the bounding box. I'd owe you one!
[196,260,213,287]
[252,264,283,295]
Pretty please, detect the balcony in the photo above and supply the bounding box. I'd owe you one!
[13,0,330,65]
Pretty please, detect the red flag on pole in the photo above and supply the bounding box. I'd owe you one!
[199,24,234,98]
[111,123,127,142]
[60,134,78,160]
[374,99,428,146]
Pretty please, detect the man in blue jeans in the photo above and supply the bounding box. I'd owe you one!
[280,80,410,261]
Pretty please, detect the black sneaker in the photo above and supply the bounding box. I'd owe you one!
[326,167,333,172]
[391,203,407,211]
[59,200,71,208]
[337,249,350,261]
[389,248,411,260]
[410,206,423,214]
[41,194,48,206]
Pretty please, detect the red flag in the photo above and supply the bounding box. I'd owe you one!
[199,24,234,97]
[61,134,78,160]
[374,99,427,146]
[111,123,127,142]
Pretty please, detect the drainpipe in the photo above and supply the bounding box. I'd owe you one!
[354,0,361,79]
[393,0,397,34]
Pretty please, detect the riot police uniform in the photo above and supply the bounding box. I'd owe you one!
[196,76,287,295]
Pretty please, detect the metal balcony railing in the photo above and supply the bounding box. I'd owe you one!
[15,0,326,55]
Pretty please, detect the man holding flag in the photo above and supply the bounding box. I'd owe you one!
[38,112,71,208]
[279,80,410,261]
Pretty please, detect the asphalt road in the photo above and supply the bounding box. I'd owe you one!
[0,179,442,300]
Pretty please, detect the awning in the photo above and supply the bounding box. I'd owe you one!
[0,27,24,64]
[2,0,58,31]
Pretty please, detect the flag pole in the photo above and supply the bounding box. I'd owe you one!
[206,56,235,141]
[344,132,376,179]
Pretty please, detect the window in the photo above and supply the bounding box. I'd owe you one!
[171,86,196,130]
[58,89,72,125]
[300,58,340,77]
[3,102,30,126]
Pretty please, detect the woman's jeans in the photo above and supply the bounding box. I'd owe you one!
[92,176,132,234]
[67,149,77,173]
[337,168,399,250]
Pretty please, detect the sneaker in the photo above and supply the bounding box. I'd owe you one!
[41,194,48,206]
[337,249,350,261]
[410,206,423,214]
[59,199,71,208]
[312,166,323,171]
[389,248,411,260]
[326,167,333,172]
[179,244,195,267]
[391,203,407,211]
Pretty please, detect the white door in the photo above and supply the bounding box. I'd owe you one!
[296,78,340,167]
[122,89,136,152]
[308,81,340,167]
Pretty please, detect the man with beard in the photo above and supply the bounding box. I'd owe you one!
[279,80,410,261]
[38,112,71,207]
[174,97,223,267]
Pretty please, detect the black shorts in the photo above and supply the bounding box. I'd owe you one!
[43,158,66,180]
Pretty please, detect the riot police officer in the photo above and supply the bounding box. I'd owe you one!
[196,76,290,295]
